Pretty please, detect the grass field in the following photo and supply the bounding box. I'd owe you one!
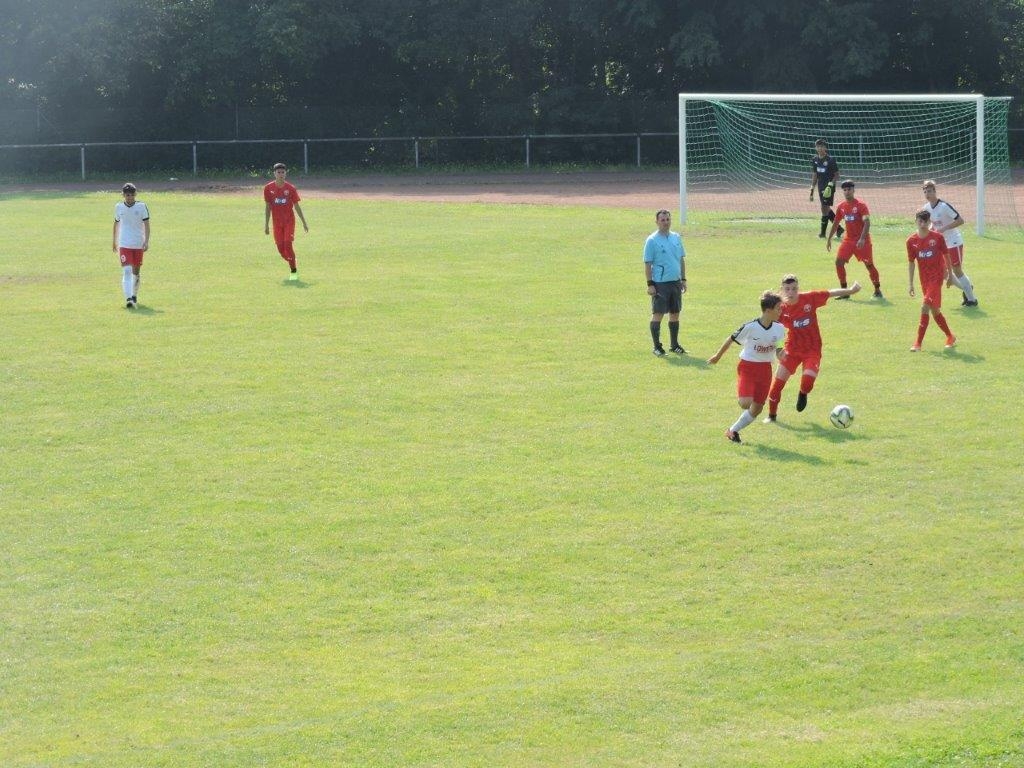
[2,189,1023,767]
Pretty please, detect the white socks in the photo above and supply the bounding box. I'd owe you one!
[955,273,976,302]
[730,409,756,433]
[122,266,134,299]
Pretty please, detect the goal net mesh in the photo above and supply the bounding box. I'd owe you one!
[680,97,1019,231]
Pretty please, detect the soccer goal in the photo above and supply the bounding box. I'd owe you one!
[678,93,1019,235]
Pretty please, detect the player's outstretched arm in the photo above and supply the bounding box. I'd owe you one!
[829,281,861,298]
[707,337,733,365]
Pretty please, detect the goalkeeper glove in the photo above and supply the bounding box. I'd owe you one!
[823,182,835,197]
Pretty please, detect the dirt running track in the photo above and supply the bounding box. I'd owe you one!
[12,169,1024,220]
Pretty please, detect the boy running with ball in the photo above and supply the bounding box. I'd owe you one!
[707,291,786,444]
[764,274,861,422]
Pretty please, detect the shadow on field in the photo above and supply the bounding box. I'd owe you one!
[661,354,706,368]
[927,349,984,364]
[747,444,826,464]
[128,304,163,316]
[281,278,310,288]
[956,306,987,320]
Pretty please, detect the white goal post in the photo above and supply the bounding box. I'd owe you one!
[678,93,1018,235]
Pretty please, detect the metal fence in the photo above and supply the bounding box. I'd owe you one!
[0,132,680,178]
[3,128,1022,179]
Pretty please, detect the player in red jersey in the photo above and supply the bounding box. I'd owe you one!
[907,209,956,351]
[827,180,883,299]
[764,274,861,422]
[263,162,309,281]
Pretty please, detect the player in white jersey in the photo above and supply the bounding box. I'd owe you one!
[707,291,786,443]
[922,180,977,306]
[112,182,151,309]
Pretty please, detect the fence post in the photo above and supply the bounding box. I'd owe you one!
[415,138,419,169]
[303,141,309,174]
[525,135,530,169]
[192,143,198,176]
[636,134,641,167]
[80,145,86,180]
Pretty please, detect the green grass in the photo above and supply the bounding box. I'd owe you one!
[1,191,1022,767]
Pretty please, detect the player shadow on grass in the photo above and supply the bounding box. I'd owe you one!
[282,278,311,288]
[127,304,163,316]
[956,306,987,320]
[746,443,826,464]
[927,348,984,364]
[770,420,860,444]
[863,296,893,307]
[661,354,706,368]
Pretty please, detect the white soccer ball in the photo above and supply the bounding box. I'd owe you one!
[829,404,854,429]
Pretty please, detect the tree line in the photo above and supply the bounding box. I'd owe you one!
[2,0,1023,142]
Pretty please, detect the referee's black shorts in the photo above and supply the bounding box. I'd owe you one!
[651,280,682,314]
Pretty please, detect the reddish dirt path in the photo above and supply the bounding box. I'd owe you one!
[11,168,1024,221]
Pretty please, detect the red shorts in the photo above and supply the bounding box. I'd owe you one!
[836,238,873,264]
[946,244,964,269]
[273,219,295,244]
[778,350,821,376]
[921,278,943,308]
[119,248,144,267]
[736,359,773,403]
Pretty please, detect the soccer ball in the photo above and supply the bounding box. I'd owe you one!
[829,404,854,429]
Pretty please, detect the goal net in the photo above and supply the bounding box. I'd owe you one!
[678,94,1019,235]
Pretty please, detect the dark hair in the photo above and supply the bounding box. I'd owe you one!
[814,138,828,148]
[272,163,287,171]
[760,291,782,311]
[781,274,798,285]
[122,183,137,193]
[916,209,931,222]
[840,179,855,189]
[655,209,671,218]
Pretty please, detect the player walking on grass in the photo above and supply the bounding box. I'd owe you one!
[643,209,687,356]
[922,179,978,307]
[810,138,843,240]
[763,274,861,423]
[112,182,149,309]
[707,291,785,444]
[263,162,308,281]
[828,179,882,298]
[907,210,957,351]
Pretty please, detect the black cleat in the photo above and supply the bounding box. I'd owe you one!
[961,291,968,305]
[837,294,851,300]
[762,414,777,423]
[796,392,808,412]
[872,290,884,299]
[670,345,686,354]
[964,300,978,307]
[126,300,134,309]
[653,346,666,357]
[725,429,742,443]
